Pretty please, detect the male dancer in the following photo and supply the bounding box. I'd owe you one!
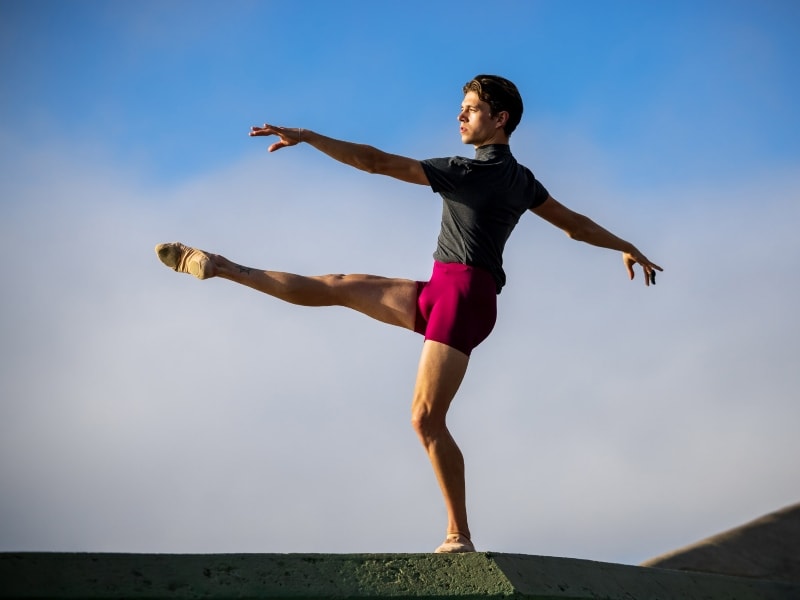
[156,75,662,553]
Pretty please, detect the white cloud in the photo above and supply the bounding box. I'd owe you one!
[1,131,798,563]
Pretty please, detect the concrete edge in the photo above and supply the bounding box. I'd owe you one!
[2,552,799,599]
[641,502,800,582]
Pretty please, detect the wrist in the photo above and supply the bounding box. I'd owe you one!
[297,128,318,145]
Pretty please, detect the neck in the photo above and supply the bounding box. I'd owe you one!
[473,132,509,148]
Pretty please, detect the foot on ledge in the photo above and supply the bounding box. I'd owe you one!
[155,242,213,280]
[434,533,476,554]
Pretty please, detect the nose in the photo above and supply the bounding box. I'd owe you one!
[458,109,467,122]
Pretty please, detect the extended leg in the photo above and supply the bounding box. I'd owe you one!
[410,339,475,553]
[155,242,418,329]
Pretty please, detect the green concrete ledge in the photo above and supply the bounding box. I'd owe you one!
[2,552,798,599]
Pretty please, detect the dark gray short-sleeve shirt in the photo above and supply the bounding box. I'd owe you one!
[421,144,549,292]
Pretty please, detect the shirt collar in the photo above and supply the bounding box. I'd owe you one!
[474,144,512,160]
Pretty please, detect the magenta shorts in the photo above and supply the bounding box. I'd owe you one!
[414,261,498,356]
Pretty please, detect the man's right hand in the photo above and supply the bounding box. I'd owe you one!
[249,124,304,152]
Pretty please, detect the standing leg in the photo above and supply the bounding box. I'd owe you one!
[410,339,475,553]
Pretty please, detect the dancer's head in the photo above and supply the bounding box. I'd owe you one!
[462,75,523,137]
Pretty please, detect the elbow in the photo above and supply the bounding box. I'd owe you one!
[564,214,593,242]
[362,163,380,175]
[565,226,589,243]
[357,145,383,174]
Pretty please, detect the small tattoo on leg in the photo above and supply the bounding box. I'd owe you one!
[236,264,251,275]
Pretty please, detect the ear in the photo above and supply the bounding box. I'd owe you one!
[495,110,509,128]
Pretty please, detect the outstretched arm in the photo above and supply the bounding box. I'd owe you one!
[249,124,429,186]
[532,196,663,286]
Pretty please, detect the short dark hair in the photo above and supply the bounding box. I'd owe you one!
[463,74,523,136]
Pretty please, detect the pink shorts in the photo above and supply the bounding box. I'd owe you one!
[414,261,498,356]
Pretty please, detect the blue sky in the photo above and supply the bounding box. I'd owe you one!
[1,0,799,562]
[5,0,798,183]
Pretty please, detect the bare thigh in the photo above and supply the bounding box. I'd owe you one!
[320,273,419,330]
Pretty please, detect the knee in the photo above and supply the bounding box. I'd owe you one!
[318,273,347,287]
[310,273,350,304]
[411,406,447,442]
[318,273,362,297]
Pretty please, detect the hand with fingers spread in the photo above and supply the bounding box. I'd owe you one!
[249,123,304,152]
[623,250,663,286]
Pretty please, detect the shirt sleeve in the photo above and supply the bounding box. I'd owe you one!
[527,170,550,209]
[421,156,472,194]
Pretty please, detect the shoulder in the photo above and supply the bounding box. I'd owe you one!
[422,155,473,172]
[519,165,549,208]
[421,156,474,193]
